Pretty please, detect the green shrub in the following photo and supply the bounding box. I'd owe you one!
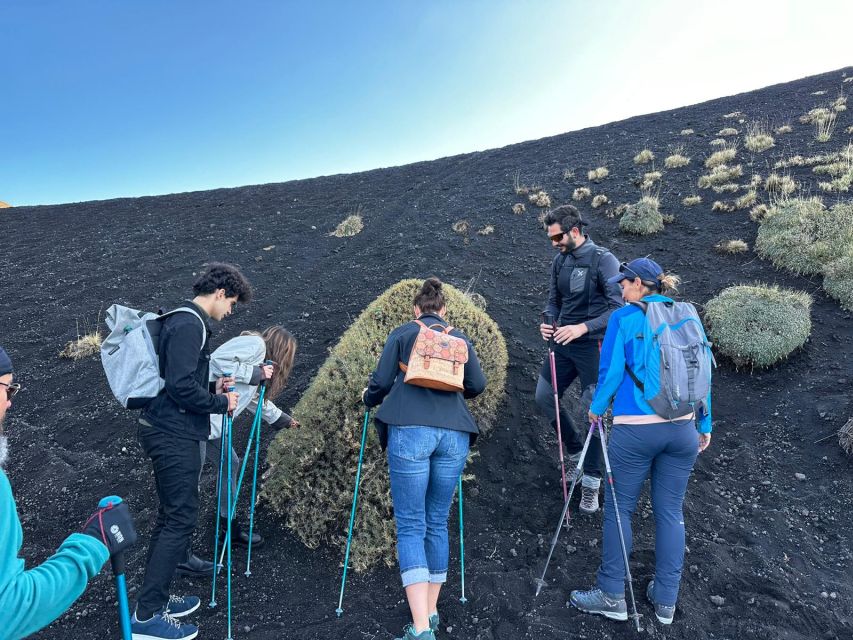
[262,280,508,571]
[619,197,664,235]
[755,199,853,275]
[824,255,853,311]
[705,284,812,368]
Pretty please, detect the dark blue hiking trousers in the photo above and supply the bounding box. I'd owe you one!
[597,420,699,606]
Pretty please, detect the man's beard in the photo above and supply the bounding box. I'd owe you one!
[0,434,8,468]
[560,237,576,253]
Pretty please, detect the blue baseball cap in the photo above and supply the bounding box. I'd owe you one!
[607,258,664,287]
[0,347,12,377]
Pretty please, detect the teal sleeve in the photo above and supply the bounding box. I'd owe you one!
[590,319,626,416]
[0,472,109,640]
[698,389,713,434]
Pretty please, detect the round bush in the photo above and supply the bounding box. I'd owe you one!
[755,200,853,275]
[704,284,812,368]
[619,198,663,235]
[824,255,853,311]
[261,279,508,571]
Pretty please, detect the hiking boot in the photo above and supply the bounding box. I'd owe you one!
[394,623,436,640]
[175,553,214,579]
[647,580,675,624]
[579,476,601,514]
[131,611,198,640]
[219,517,264,549]
[569,587,628,621]
[164,594,200,618]
[429,612,440,632]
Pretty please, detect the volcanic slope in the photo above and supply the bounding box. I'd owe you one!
[2,67,852,640]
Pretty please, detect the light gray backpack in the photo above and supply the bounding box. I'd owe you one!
[101,304,206,409]
[625,300,715,420]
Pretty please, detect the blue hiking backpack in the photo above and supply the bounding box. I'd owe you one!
[625,300,716,420]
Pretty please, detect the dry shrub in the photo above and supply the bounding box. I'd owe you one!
[588,167,609,182]
[764,173,796,197]
[704,284,812,368]
[775,155,804,169]
[823,255,853,311]
[451,220,470,239]
[633,149,655,165]
[717,127,739,137]
[529,190,552,208]
[477,225,495,236]
[749,174,763,188]
[681,129,694,135]
[664,152,690,169]
[710,138,728,147]
[832,96,847,112]
[775,124,793,135]
[619,197,664,235]
[332,214,364,238]
[723,111,743,119]
[749,204,770,222]
[606,203,629,219]
[800,107,831,124]
[513,170,530,195]
[811,90,827,96]
[562,168,576,181]
[705,145,738,168]
[641,171,662,189]
[845,77,853,84]
[714,239,749,254]
[712,183,740,194]
[60,331,102,359]
[262,279,508,571]
[847,125,853,135]
[573,187,591,201]
[698,164,743,188]
[682,195,702,206]
[735,190,757,209]
[815,112,838,142]
[512,203,526,215]
[756,199,853,275]
[591,194,609,209]
[744,123,775,152]
[712,201,735,212]
[839,417,853,455]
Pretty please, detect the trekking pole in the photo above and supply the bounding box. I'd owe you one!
[335,408,370,617]
[100,496,133,640]
[543,314,570,526]
[225,378,236,640]
[458,474,467,604]
[245,362,272,576]
[209,413,229,608]
[534,421,596,596]
[596,418,641,631]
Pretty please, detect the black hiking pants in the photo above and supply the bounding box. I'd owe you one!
[535,338,603,479]
[136,425,202,619]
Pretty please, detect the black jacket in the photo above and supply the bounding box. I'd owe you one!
[141,301,228,441]
[544,236,623,340]
[363,314,487,449]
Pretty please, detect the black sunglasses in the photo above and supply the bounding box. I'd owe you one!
[0,381,21,398]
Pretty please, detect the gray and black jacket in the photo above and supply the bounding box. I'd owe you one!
[544,237,623,340]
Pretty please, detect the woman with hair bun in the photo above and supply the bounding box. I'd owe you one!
[363,277,487,640]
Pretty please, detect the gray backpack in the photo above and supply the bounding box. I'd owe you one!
[625,300,715,420]
[101,304,206,409]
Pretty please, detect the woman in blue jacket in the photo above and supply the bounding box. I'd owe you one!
[570,258,712,626]
[363,278,487,640]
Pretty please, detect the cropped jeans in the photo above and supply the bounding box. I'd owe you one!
[387,425,470,587]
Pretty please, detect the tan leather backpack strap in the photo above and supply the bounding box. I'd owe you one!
[443,325,455,334]
[413,319,428,330]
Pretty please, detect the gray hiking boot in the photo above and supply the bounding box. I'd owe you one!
[579,476,601,514]
[394,624,436,640]
[647,580,675,624]
[569,587,628,621]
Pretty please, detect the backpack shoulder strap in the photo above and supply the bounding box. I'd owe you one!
[624,300,648,391]
[159,307,207,351]
[628,300,648,313]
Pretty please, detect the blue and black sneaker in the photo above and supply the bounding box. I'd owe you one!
[165,595,201,618]
[131,611,199,640]
[647,580,676,624]
[569,587,628,621]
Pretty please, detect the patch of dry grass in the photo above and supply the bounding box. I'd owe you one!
[562,168,576,181]
[664,148,690,168]
[723,111,743,119]
[588,167,609,182]
[682,195,702,206]
[800,107,831,124]
[775,155,804,169]
[815,112,837,142]
[705,144,738,168]
[698,164,743,188]
[477,225,495,236]
[528,190,552,208]
[513,170,530,195]
[680,129,694,135]
[712,183,740,194]
[714,239,749,254]
[572,187,591,201]
[512,203,526,215]
[764,173,797,197]
[712,201,736,212]
[591,194,609,209]
[775,124,793,135]
[60,330,102,360]
[832,96,847,112]
[735,190,758,209]
[710,138,727,147]
[717,127,739,137]
[331,213,364,237]
[749,204,770,222]
[633,149,655,165]
[744,122,775,152]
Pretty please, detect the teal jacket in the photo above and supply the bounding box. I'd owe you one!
[0,470,108,640]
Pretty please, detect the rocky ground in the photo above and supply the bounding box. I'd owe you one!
[1,67,852,639]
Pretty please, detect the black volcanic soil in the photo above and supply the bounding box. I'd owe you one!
[2,67,852,640]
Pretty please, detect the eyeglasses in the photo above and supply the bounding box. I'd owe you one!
[0,382,20,398]
[549,232,565,242]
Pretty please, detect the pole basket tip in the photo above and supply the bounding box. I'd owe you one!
[335,607,344,617]
[459,596,468,604]
[208,600,217,609]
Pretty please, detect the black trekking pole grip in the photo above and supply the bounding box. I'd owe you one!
[259,359,275,389]
[542,312,556,349]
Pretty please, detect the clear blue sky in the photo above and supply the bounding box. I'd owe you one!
[1,0,850,206]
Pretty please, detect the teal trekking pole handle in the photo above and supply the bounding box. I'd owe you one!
[98,496,133,640]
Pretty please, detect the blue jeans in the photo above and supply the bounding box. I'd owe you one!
[597,421,699,606]
[387,425,470,587]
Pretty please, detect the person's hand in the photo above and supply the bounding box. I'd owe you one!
[289,418,301,428]
[260,364,275,380]
[540,323,555,341]
[588,410,600,424]
[553,323,589,345]
[698,433,712,453]
[226,391,240,412]
[216,376,236,394]
[82,497,137,557]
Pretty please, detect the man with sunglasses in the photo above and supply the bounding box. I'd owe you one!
[0,346,137,639]
[535,205,622,514]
